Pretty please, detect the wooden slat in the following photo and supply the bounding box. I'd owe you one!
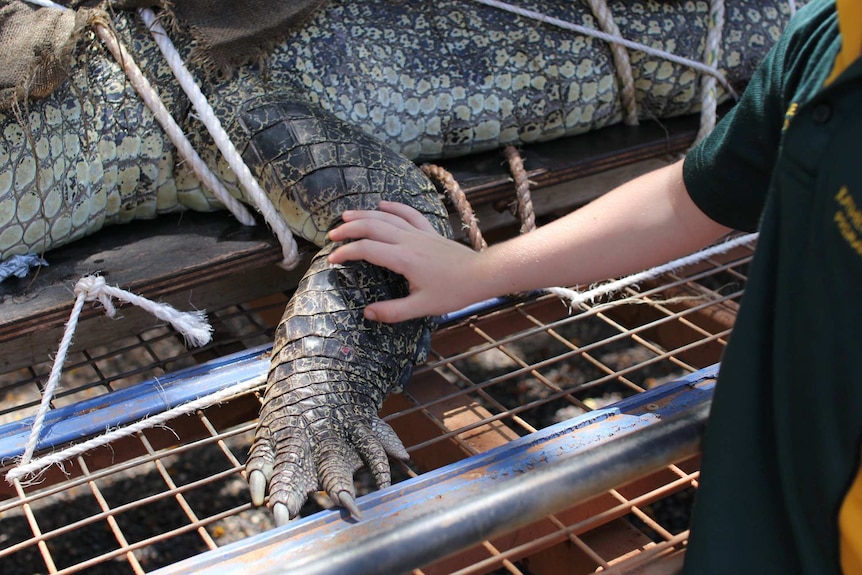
[0,212,286,345]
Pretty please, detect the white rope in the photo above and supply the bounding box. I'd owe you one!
[137,8,301,269]
[546,233,758,308]
[89,16,257,227]
[5,375,264,484]
[19,0,63,7]
[6,275,213,483]
[20,0,298,266]
[694,0,725,145]
[585,0,638,126]
[470,0,738,99]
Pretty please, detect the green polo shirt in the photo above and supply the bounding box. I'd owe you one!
[682,1,862,573]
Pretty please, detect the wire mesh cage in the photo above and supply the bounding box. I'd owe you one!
[0,230,753,575]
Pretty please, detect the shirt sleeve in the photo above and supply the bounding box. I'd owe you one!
[682,1,824,232]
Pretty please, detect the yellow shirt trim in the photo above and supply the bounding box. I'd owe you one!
[826,0,862,84]
[841,450,862,574]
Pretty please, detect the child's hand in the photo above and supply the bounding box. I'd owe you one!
[328,201,485,323]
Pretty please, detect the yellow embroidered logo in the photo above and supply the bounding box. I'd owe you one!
[782,102,799,132]
[834,186,862,257]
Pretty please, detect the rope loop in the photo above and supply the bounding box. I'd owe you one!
[503,146,536,235]
[585,0,638,125]
[422,163,488,252]
[137,8,301,269]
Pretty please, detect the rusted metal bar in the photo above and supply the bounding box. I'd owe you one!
[152,366,717,575]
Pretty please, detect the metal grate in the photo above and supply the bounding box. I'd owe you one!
[0,237,753,575]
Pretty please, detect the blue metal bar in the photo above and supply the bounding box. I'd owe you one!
[152,365,718,575]
[438,291,545,324]
[0,344,271,461]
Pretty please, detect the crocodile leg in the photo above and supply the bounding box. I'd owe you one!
[228,94,450,523]
[247,244,424,523]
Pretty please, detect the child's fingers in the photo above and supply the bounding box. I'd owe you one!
[363,296,422,323]
[377,201,439,234]
[328,239,409,276]
[328,218,403,244]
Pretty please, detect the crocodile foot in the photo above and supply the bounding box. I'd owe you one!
[247,399,409,525]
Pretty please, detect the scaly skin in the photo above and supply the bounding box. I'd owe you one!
[248,244,432,523]
[0,1,797,261]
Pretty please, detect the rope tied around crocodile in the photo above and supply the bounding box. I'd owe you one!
[584,0,638,126]
[12,0,304,269]
[422,163,488,252]
[6,0,794,275]
[87,9,258,227]
[695,0,726,145]
[135,7,302,269]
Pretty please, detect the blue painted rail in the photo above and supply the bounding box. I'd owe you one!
[0,294,532,462]
[0,344,271,462]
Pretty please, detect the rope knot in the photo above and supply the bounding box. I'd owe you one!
[74,275,116,317]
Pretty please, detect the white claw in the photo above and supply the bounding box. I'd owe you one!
[334,491,362,520]
[249,470,267,507]
[273,502,293,526]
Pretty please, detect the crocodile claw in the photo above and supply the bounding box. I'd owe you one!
[242,244,432,523]
[332,490,362,520]
[246,389,410,523]
[248,468,270,507]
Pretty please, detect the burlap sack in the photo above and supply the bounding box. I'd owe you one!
[0,0,327,110]
[0,1,86,109]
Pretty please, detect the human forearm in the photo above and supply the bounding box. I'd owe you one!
[328,158,731,322]
[474,158,731,297]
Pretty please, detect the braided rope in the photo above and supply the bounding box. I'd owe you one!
[471,0,738,99]
[694,0,726,145]
[503,146,536,235]
[421,164,488,252]
[5,275,213,484]
[6,374,264,484]
[136,8,300,269]
[87,11,258,228]
[21,1,300,267]
[585,0,638,126]
[546,233,759,308]
[20,1,258,229]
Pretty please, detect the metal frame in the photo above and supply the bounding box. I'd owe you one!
[154,367,716,575]
[0,236,754,575]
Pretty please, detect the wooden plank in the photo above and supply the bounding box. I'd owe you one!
[0,212,287,345]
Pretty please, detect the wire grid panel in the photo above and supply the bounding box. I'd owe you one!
[0,239,753,575]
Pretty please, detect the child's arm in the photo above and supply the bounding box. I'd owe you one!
[328,158,731,323]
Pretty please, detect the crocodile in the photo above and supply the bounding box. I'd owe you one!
[0,0,795,523]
